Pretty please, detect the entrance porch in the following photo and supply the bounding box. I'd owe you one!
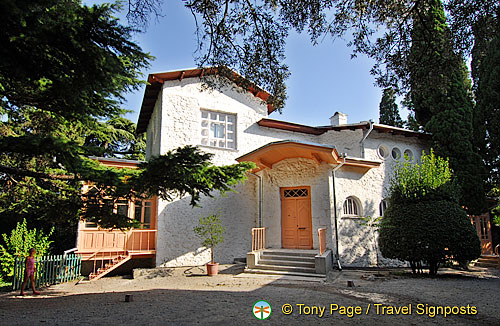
[235,140,383,273]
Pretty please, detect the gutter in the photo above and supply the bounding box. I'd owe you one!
[249,172,263,227]
[360,120,374,158]
[332,155,346,270]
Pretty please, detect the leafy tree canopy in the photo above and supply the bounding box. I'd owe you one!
[122,0,498,110]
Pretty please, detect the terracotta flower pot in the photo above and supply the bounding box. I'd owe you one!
[206,262,219,276]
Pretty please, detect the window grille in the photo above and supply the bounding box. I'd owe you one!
[343,197,360,216]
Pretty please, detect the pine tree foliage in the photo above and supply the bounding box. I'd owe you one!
[379,88,404,128]
[0,0,255,250]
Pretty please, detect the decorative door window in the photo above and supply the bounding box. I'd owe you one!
[200,110,236,149]
[283,188,309,198]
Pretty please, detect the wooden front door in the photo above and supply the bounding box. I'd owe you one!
[281,186,313,249]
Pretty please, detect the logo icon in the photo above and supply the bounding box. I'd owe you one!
[253,300,272,320]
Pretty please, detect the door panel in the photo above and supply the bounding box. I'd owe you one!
[281,198,298,248]
[297,198,312,249]
[281,187,312,249]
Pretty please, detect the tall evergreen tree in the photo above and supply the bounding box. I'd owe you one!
[408,0,486,214]
[474,13,500,187]
[379,87,404,128]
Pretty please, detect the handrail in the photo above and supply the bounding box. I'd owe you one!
[251,227,267,251]
[88,250,128,280]
[127,229,156,251]
[84,246,112,261]
[318,228,327,255]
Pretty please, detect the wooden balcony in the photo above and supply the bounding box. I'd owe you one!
[76,228,157,260]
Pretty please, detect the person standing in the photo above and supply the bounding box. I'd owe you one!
[20,248,40,295]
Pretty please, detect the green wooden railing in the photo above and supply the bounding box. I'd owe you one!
[12,254,82,291]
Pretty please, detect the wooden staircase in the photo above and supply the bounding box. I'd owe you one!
[473,255,499,268]
[88,252,131,281]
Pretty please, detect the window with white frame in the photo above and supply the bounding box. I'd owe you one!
[343,196,361,216]
[379,199,388,217]
[200,110,236,149]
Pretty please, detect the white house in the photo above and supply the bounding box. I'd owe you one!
[134,67,429,271]
[75,67,430,278]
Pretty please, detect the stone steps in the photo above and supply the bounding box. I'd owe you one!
[258,259,315,268]
[473,255,499,268]
[244,268,325,279]
[259,254,316,263]
[247,248,322,277]
[253,263,316,274]
[261,249,317,258]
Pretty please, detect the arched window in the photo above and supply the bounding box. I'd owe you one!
[343,197,361,216]
[379,200,388,217]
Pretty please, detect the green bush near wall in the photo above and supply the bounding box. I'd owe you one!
[379,151,481,275]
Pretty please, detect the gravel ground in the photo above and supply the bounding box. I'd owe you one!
[1,265,499,325]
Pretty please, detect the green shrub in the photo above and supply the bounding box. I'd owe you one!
[390,150,458,203]
[379,200,480,275]
[490,187,500,227]
[193,213,225,263]
[0,219,53,281]
[379,151,481,275]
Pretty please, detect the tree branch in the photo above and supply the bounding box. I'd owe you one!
[0,165,76,181]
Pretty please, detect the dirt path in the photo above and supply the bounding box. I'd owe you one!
[1,265,499,325]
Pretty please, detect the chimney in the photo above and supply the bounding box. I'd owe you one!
[330,112,348,126]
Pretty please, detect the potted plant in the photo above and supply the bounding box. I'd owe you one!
[193,213,225,276]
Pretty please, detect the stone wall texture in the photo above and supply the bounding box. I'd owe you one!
[147,77,428,267]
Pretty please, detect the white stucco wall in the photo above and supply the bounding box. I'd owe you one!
[332,131,428,266]
[146,76,429,267]
[153,77,318,266]
[145,92,162,160]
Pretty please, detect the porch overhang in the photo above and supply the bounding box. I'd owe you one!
[236,140,381,172]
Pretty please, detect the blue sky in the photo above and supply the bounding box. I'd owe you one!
[88,1,408,127]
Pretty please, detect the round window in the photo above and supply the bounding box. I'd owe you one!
[378,145,389,159]
[404,149,414,161]
[391,147,401,160]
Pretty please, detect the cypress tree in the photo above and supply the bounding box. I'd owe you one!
[379,87,404,127]
[474,13,500,186]
[408,0,486,214]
